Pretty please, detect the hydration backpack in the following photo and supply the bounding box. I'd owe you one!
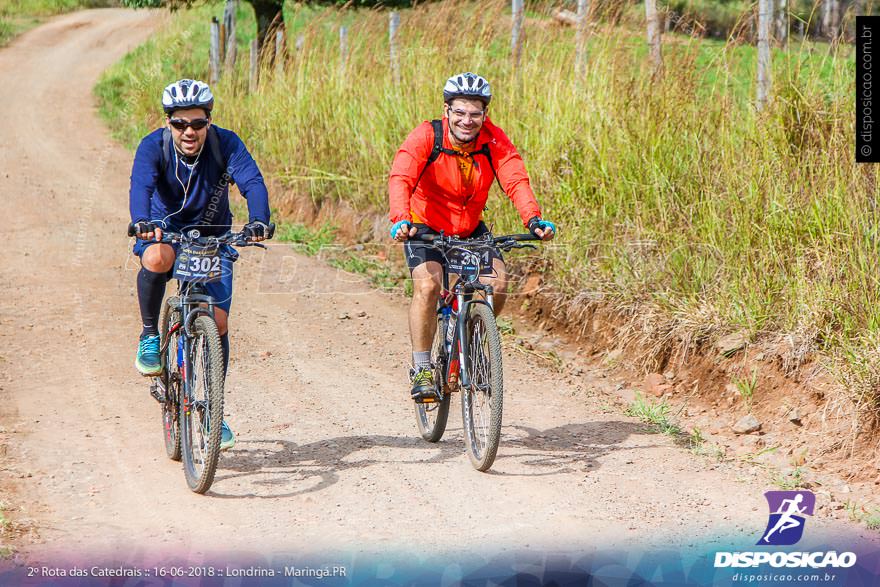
[413,119,504,194]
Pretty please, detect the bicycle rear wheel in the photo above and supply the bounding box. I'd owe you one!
[180,315,225,494]
[159,297,181,462]
[414,314,451,442]
[461,303,504,471]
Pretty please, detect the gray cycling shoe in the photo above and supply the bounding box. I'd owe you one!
[410,367,437,403]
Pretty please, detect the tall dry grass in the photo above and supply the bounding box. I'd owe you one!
[97,1,878,423]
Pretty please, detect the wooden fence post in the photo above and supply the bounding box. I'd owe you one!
[223,0,237,73]
[390,11,401,86]
[275,29,285,78]
[511,0,524,68]
[339,25,348,79]
[210,18,221,85]
[645,0,663,76]
[249,38,258,92]
[575,0,589,77]
[822,0,841,41]
[757,0,772,111]
[775,0,788,47]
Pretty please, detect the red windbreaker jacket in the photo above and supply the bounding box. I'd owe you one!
[388,117,541,236]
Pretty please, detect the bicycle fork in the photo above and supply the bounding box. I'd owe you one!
[448,286,495,390]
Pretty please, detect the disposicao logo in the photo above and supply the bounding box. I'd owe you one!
[758,490,815,546]
[714,490,857,569]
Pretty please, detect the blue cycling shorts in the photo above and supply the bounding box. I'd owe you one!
[133,239,237,313]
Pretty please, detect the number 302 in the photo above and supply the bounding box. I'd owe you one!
[189,256,220,274]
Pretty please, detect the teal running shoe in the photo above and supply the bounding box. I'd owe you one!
[220,420,235,451]
[135,334,162,376]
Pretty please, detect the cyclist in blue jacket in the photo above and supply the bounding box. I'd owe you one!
[129,79,271,450]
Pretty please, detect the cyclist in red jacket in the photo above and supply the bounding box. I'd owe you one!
[388,72,556,401]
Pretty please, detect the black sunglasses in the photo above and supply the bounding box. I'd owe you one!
[169,118,210,131]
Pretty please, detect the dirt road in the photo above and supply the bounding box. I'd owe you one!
[0,9,873,565]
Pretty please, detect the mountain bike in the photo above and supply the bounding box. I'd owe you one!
[128,223,273,493]
[413,231,540,471]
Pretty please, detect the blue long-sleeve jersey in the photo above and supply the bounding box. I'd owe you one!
[129,125,270,234]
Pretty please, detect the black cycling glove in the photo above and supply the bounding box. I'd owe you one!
[133,221,157,236]
[243,220,269,240]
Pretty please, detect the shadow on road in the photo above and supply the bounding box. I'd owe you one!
[208,420,658,498]
[489,421,661,476]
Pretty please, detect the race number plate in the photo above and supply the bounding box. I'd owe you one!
[446,247,494,278]
[173,243,222,283]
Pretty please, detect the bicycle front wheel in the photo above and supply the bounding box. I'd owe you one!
[180,315,225,494]
[414,314,451,442]
[461,303,504,471]
[159,297,181,462]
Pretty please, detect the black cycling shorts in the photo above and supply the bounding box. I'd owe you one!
[403,221,503,273]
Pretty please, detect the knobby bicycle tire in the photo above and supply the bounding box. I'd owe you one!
[159,297,181,462]
[180,315,225,494]
[461,303,504,471]
[415,314,451,442]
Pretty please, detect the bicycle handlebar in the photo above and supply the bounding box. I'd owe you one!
[127,222,276,247]
[415,232,541,250]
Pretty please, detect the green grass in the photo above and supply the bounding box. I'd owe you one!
[273,221,336,256]
[732,367,759,410]
[496,316,515,336]
[0,501,13,558]
[771,466,807,490]
[95,0,877,424]
[328,253,403,291]
[625,392,682,435]
[270,218,407,290]
[845,500,880,532]
[684,425,728,459]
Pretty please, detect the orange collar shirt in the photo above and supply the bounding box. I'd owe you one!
[388,117,541,236]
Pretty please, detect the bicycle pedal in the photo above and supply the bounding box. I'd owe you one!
[149,383,165,404]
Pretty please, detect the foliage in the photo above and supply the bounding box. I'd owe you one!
[626,393,682,435]
[96,0,870,420]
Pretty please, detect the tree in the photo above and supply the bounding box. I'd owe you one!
[123,0,429,50]
[123,0,283,50]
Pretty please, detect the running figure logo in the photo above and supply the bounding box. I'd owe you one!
[758,491,816,546]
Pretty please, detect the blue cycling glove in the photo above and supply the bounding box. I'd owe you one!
[390,219,413,239]
[527,216,557,237]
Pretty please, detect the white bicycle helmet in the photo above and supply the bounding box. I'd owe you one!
[443,72,492,105]
[162,79,214,114]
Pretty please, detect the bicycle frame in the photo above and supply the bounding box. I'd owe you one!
[437,261,495,393]
[166,282,216,399]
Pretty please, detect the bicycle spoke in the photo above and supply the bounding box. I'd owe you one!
[461,305,504,471]
[468,318,493,455]
[188,336,213,472]
[414,312,451,442]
